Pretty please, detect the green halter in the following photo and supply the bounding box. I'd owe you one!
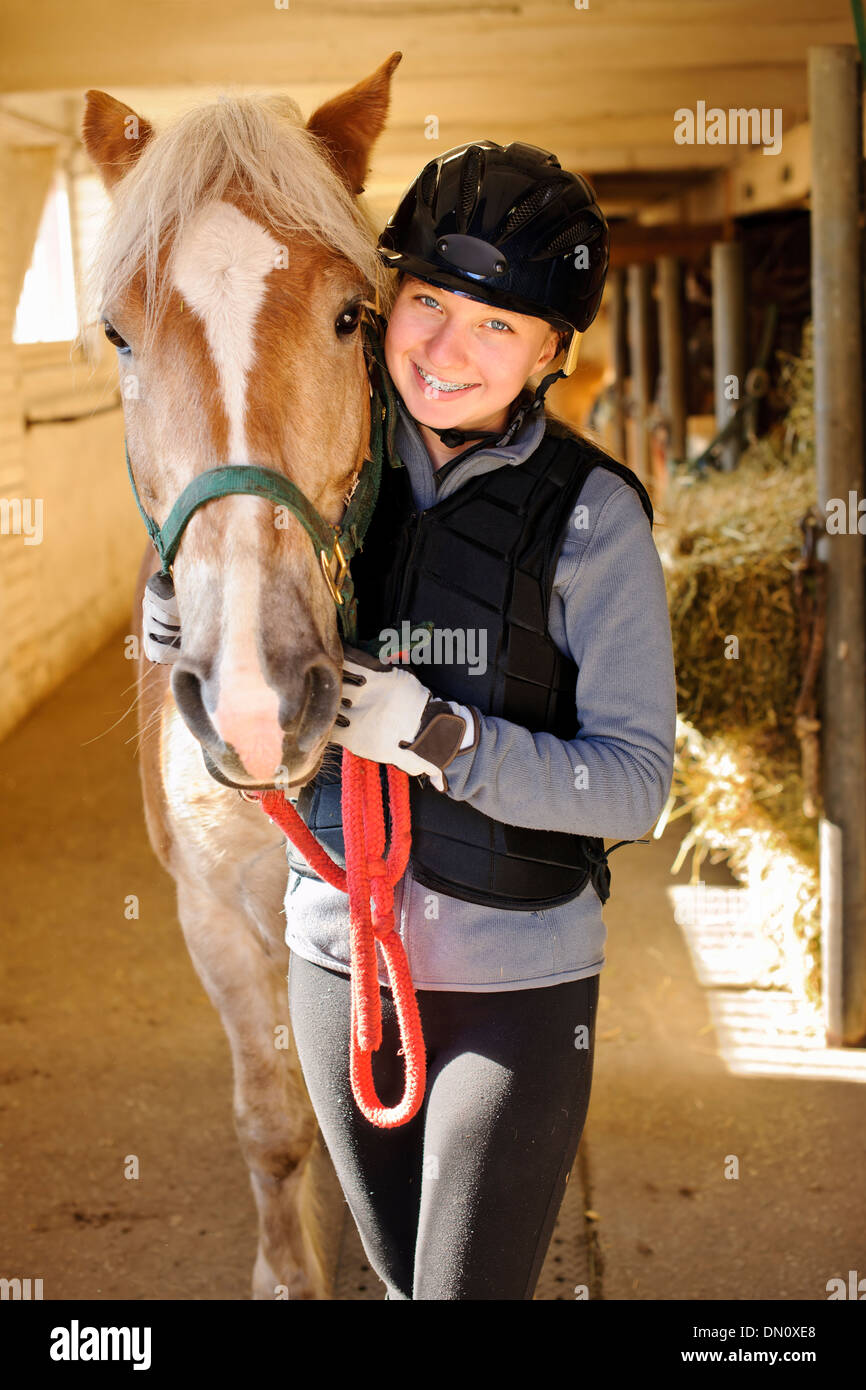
[124,304,401,644]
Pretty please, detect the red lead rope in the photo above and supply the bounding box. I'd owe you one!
[249,750,425,1129]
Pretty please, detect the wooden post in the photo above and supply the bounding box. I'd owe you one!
[656,256,687,464]
[627,262,652,484]
[607,267,627,462]
[809,44,866,1045]
[711,241,746,472]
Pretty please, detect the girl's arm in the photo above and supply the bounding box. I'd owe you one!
[439,474,678,841]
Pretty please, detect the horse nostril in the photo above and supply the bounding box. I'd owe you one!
[172,653,340,772]
[170,666,215,745]
[293,658,341,753]
[171,666,201,720]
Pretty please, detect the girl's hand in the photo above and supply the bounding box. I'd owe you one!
[333,644,473,791]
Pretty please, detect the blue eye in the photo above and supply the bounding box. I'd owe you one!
[415,295,512,333]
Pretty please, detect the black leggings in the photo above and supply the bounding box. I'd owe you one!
[287,952,599,1300]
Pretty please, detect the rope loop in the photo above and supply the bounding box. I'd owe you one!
[247,751,425,1129]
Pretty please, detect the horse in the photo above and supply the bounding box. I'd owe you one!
[81,51,403,1300]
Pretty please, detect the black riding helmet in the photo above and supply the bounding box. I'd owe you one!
[377,139,609,447]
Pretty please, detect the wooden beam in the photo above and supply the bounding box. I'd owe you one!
[0,1,851,92]
[610,222,726,266]
[810,44,866,1046]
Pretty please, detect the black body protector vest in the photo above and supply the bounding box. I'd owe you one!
[288,416,654,911]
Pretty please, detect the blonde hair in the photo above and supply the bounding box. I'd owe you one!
[86,92,396,351]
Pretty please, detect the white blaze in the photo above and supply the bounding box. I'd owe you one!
[171,199,279,461]
[170,200,283,778]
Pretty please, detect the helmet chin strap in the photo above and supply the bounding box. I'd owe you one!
[421,331,581,449]
[423,420,508,449]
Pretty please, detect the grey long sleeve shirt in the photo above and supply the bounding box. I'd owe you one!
[283,396,678,991]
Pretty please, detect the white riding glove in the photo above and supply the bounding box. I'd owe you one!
[332,644,478,792]
[142,572,182,664]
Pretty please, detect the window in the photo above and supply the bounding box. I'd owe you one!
[14,169,79,344]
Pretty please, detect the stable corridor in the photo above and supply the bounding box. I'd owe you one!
[2,632,862,1300]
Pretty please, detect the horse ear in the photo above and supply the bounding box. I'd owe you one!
[81,90,154,191]
[306,51,402,196]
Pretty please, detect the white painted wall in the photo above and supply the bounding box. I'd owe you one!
[0,141,145,744]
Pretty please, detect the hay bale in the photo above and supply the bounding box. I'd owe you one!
[657,420,815,739]
[656,717,820,1005]
[657,320,821,1009]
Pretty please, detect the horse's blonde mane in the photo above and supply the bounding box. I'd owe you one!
[86,91,396,348]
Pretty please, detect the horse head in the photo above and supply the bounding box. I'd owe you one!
[82,55,401,789]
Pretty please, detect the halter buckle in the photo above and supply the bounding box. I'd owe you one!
[320,537,349,606]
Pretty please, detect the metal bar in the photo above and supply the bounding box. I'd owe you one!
[711,241,746,472]
[627,262,652,484]
[656,255,687,464]
[606,266,627,462]
[810,44,866,1044]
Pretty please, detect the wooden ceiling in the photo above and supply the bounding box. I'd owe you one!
[0,0,859,221]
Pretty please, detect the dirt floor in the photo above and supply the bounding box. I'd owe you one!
[2,627,864,1301]
[0,628,593,1300]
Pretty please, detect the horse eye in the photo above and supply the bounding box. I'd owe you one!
[103,321,130,352]
[335,301,361,337]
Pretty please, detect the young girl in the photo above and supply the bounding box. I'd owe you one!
[280,140,678,1300]
[144,138,677,1299]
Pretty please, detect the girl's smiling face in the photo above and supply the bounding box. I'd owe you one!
[384,273,562,442]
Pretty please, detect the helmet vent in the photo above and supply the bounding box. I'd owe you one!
[419,161,439,209]
[537,215,600,259]
[498,184,556,240]
[457,145,485,230]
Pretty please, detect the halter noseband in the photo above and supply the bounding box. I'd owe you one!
[123,303,400,645]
